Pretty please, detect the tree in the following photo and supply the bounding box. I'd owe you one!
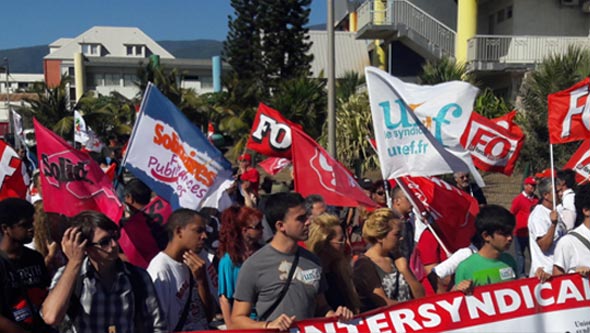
[418,57,474,85]
[76,91,137,139]
[518,46,590,172]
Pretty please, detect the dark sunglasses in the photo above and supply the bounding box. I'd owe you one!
[375,191,385,196]
[247,223,264,230]
[89,232,120,249]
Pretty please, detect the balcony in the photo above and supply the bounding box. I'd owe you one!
[356,0,455,59]
[467,35,590,72]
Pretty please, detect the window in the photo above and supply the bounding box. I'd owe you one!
[506,6,513,19]
[123,74,137,87]
[125,45,146,57]
[81,43,100,56]
[497,9,505,23]
[104,73,120,86]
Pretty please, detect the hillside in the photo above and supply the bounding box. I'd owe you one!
[0,39,224,74]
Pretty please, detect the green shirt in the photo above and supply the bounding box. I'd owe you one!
[455,253,517,286]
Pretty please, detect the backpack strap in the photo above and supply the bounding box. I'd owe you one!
[569,231,590,252]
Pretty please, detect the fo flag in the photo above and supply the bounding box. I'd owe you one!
[461,112,525,175]
[291,127,376,208]
[548,77,590,144]
[563,139,590,184]
[122,83,232,210]
[365,67,484,186]
[258,157,291,175]
[34,119,123,222]
[246,103,299,159]
[0,141,28,200]
[398,176,478,252]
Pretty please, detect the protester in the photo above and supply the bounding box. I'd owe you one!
[454,205,517,292]
[123,178,167,250]
[306,213,360,313]
[29,201,67,277]
[147,208,211,331]
[556,169,577,230]
[305,194,327,218]
[413,223,448,296]
[41,211,166,332]
[453,172,487,206]
[527,178,567,277]
[370,180,387,208]
[510,176,538,278]
[237,153,260,207]
[431,238,480,294]
[390,186,415,260]
[0,198,51,332]
[353,208,424,312]
[217,206,263,328]
[553,183,590,276]
[231,192,353,331]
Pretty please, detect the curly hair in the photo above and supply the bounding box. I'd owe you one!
[218,206,263,264]
[362,208,402,245]
[305,213,341,258]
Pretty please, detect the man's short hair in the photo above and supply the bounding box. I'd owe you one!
[473,205,515,244]
[391,186,405,200]
[264,192,305,233]
[575,184,590,218]
[0,198,35,233]
[557,169,576,189]
[304,194,325,213]
[166,208,206,240]
[537,178,554,197]
[71,210,119,244]
[124,178,152,205]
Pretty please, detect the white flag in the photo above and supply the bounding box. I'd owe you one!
[11,110,24,145]
[74,110,89,144]
[366,66,484,186]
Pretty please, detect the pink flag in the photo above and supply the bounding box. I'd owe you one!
[258,157,291,175]
[34,119,123,222]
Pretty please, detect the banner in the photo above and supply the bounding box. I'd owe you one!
[74,110,89,145]
[365,67,484,186]
[291,127,376,208]
[548,77,590,144]
[0,140,28,200]
[247,103,299,159]
[258,157,291,175]
[563,139,590,184]
[34,119,123,222]
[398,176,478,252]
[182,274,590,333]
[123,83,232,210]
[461,112,524,176]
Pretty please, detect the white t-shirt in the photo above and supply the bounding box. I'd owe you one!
[434,243,478,279]
[553,224,590,273]
[528,205,567,276]
[147,252,209,331]
[557,188,576,230]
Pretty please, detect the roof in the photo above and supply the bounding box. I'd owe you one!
[308,30,370,78]
[45,26,174,60]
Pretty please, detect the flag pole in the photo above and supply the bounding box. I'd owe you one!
[365,135,393,208]
[550,143,556,210]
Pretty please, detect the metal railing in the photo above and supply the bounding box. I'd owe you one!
[357,0,455,57]
[467,35,590,64]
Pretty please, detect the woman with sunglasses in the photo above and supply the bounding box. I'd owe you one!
[305,213,360,314]
[217,206,264,328]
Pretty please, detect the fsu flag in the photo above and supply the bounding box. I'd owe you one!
[548,77,590,144]
[398,176,478,252]
[258,157,291,175]
[246,103,299,159]
[365,67,485,186]
[563,139,590,184]
[34,119,123,222]
[0,141,28,200]
[291,127,376,208]
[461,112,525,175]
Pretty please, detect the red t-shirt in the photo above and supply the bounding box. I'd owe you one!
[510,192,537,237]
[240,167,260,193]
[416,229,448,296]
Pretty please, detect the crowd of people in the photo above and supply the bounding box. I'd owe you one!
[1,146,590,333]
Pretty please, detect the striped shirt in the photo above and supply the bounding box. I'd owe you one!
[49,258,166,333]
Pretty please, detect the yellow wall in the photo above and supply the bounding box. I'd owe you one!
[455,0,477,64]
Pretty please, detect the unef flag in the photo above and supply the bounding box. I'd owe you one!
[0,141,28,200]
[365,67,484,186]
[461,112,525,176]
[548,77,590,144]
[123,83,232,210]
[291,127,376,208]
[246,103,299,159]
[34,119,123,222]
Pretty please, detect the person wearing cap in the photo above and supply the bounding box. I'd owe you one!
[510,176,538,278]
[237,153,260,207]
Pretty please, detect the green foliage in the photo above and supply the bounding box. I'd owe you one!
[418,57,474,85]
[473,88,512,119]
[336,71,365,103]
[76,91,136,139]
[519,46,590,172]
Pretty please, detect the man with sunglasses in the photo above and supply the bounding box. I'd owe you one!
[41,211,166,333]
[453,172,487,207]
[0,198,51,333]
[147,209,212,332]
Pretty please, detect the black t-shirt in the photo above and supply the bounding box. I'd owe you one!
[6,247,50,308]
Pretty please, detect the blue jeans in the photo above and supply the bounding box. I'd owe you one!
[514,236,529,278]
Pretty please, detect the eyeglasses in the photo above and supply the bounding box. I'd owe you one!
[89,232,120,249]
[247,223,264,231]
[375,191,385,196]
[330,239,346,245]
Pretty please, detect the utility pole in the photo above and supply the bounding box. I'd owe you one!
[327,0,336,157]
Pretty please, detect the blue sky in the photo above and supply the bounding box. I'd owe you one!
[0,0,327,50]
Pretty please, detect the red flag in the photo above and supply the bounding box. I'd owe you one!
[258,157,291,175]
[563,139,590,184]
[492,110,523,136]
[548,78,590,144]
[34,119,123,222]
[246,103,299,158]
[103,163,117,181]
[0,141,27,200]
[461,112,525,176]
[398,176,478,252]
[291,127,376,208]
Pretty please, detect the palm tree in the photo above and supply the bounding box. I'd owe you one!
[76,91,137,139]
[418,57,474,85]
